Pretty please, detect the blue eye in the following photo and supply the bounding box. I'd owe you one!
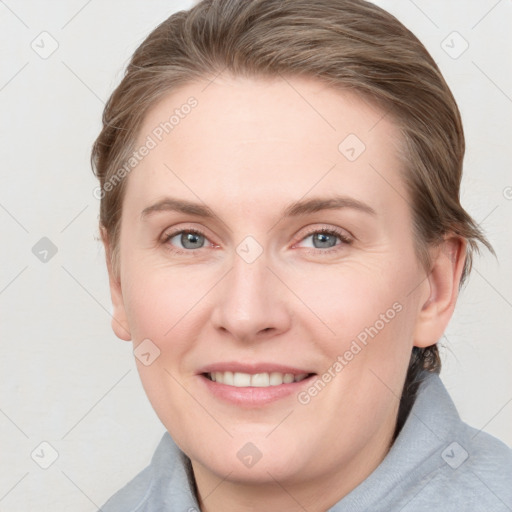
[310,232,338,249]
[167,231,206,250]
[297,229,351,250]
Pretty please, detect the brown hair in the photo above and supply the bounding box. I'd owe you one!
[91,0,492,427]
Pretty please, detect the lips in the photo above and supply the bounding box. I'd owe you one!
[198,362,316,406]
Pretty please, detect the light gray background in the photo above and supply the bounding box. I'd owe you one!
[1,1,511,510]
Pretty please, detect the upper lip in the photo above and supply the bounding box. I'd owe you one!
[198,362,315,375]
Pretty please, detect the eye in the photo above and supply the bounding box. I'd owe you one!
[164,230,209,250]
[296,228,352,250]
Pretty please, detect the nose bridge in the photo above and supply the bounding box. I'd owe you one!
[211,248,290,340]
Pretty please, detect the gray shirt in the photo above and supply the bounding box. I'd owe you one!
[100,372,512,511]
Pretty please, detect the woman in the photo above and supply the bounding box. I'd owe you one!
[91,0,512,510]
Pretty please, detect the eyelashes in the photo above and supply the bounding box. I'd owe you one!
[161,224,353,256]
[164,229,209,251]
[161,228,215,255]
[296,227,353,251]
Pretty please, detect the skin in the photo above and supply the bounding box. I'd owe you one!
[103,75,466,512]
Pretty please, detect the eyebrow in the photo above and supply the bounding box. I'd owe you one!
[141,198,215,219]
[282,196,376,217]
[140,195,376,220]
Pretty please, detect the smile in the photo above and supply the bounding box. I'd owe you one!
[199,363,316,406]
[206,371,311,387]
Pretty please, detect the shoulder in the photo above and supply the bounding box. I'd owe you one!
[347,372,512,512]
[434,420,512,508]
[99,432,198,512]
[100,464,154,512]
[407,373,512,510]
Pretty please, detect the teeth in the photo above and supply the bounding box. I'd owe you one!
[251,373,269,387]
[207,371,309,387]
[283,373,294,384]
[269,372,284,386]
[233,372,251,387]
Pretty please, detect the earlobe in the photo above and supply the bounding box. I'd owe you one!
[413,237,466,348]
[101,227,132,342]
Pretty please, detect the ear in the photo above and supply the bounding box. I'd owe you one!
[101,227,132,341]
[414,236,466,347]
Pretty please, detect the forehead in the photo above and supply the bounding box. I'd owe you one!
[127,75,406,216]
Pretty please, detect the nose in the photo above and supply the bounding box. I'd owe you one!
[210,253,292,342]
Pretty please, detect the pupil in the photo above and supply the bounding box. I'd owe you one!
[313,233,336,248]
[181,232,204,249]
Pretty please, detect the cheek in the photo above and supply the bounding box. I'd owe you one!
[120,267,214,441]
[292,254,421,408]
[291,256,416,344]
[330,264,420,378]
[121,262,208,344]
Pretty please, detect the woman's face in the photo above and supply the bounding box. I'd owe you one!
[110,76,433,492]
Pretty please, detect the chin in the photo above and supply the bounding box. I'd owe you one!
[189,434,310,484]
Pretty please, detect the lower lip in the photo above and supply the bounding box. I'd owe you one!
[200,374,316,406]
